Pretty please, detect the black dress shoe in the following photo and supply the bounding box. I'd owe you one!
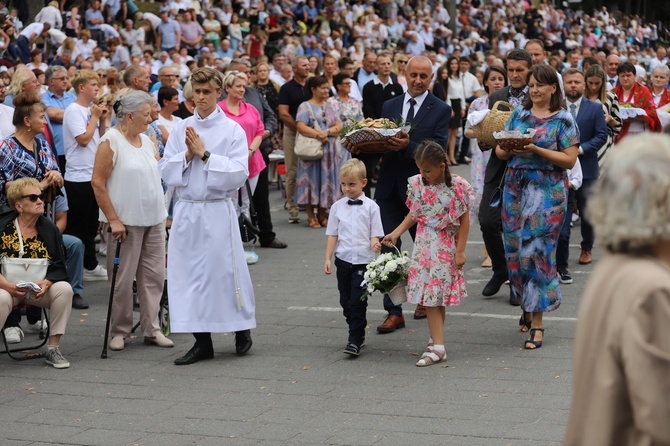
[235,330,252,356]
[174,343,214,365]
[482,275,507,297]
[72,294,89,309]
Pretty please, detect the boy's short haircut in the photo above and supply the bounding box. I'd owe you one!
[340,159,366,180]
[72,70,99,94]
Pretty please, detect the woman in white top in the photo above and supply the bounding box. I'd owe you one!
[156,85,182,145]
[74,30,97,61]
[434,56,466,165]
[91,90,172,352]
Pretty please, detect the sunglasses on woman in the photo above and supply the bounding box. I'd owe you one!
[22,193,46,202]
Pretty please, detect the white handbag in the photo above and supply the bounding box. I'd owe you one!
[0,219,48,284]
[294,104,325,161]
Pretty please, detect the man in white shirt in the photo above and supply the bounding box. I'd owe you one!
[269,53,287,87]
[92,47,111,71]
[648,46,668,73]
[337,57,362,102]
[16,22,51,64]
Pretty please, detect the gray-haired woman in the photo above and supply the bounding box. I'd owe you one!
[565,133,670,445]
[91,90,172,352]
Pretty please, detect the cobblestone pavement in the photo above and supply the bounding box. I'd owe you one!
[0,164,592,445]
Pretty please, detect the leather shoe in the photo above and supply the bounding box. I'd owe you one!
[72,294,89,309]
[377,314,406,333]
[578,250,592,265]
[235,329,253,356]
[482,274,507,297]
[413,305,427,319]
[174,343,214,365]
[260,239,287,249]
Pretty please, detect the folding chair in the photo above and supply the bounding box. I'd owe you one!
[0,305,50,360]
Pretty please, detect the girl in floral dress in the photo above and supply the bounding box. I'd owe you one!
[382,141,473,367]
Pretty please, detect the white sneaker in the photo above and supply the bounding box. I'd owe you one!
[3,326,24,344]
[84,265,108,282]
[25,319,48,334]
[98,242,107,256]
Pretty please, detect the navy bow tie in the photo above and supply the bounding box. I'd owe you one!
[347,199,363,206]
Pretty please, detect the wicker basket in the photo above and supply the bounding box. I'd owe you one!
[342,128,402,154]
[497,137,533,152]
[472,101,514,148]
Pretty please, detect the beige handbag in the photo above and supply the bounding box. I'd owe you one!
[294,104,325,161]
[0,219,48,284]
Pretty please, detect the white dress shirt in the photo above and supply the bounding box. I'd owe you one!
[325,194,384,265]
[402,90,429,121]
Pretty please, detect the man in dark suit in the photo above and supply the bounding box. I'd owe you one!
[348,55,451,333]
[360,51,404,197]
[563,68,608,267]
[478,49,532,303]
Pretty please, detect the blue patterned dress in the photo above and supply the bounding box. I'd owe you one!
[295,101,343,208]
[0,137,60,207]
[501,108,580,312]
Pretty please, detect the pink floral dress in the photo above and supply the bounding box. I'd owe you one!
[405,174,473,307]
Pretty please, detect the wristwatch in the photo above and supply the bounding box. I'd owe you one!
[201,150,211,162]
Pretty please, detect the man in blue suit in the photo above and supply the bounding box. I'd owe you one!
[348,55,451,333]
[563,69,608,269]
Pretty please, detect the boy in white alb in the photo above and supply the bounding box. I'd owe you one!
[324,159,384,356]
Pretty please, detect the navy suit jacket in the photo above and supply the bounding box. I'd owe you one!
[574,97,608,179]
[375,91,451,201]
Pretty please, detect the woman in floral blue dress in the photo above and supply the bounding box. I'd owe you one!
[295,76,344,228]
[495,65,579,350]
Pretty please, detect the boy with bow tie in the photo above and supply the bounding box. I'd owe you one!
[324,159,384,356]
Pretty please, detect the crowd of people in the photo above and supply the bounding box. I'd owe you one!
[0,3,669,438]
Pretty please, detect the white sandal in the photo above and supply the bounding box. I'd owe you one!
[415,347,446,367]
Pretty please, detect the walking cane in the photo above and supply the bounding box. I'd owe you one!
[101,233,122,359]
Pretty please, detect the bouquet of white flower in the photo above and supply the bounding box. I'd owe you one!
[362,248,410,304]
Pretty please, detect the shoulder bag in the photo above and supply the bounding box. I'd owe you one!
[1,219,49,283]
[238,181,260,243]
[294,103,325,161]
[488,163,509,208]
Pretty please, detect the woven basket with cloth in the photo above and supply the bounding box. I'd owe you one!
[472,100,513,148]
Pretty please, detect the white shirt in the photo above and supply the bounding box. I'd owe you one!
[75,38,97,60]
[19,22,44,39]
[157,113,183,137]
[348,78,363,102]
[98,128,167,226]
[63,102,102,182]
[325,194,384,265]
[606,75,618,91]
[402,90,429,120]
[461,71,483,98]
[269,69,287,87]
[0,104,15,137]
[567,158,583,190]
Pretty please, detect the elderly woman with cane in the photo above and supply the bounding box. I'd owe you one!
[92,90,172,352]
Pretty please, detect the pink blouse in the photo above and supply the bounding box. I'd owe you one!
[217,99,266,178]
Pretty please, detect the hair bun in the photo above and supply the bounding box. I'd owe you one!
[12,92,42,108]
[113,99,122,115]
